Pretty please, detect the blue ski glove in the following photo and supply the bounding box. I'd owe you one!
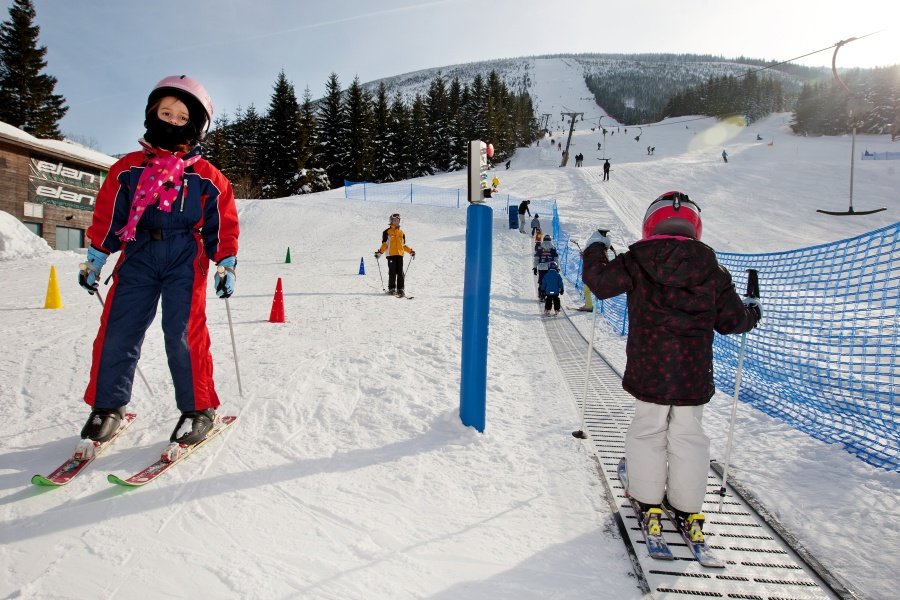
[214,256,237,299]
[586,230,610,249]
[742,297,762,322]
[78,246,109,294]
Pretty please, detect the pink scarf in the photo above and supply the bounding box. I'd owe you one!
[115,141,202,242]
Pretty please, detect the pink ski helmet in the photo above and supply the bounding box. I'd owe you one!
[642,191,702,240]
[146,75,214,134]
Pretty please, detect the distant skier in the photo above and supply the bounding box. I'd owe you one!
[375,213,415,297]
[517,199,531,233]
[505,160,511,170]
[597,142,602,150]
[756,134,763,141]
[581,191,761,547]
[603,159,611,181]
[722,149,728,163]
[540,262,565,316]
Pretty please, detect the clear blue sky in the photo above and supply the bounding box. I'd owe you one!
[7,0,897,154]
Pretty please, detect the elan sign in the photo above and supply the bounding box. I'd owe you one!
[28,157,105,210]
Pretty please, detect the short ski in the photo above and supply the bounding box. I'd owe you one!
[617,458,674,560]
[32,413,137,486]
[661,503,726,568]
[107,416,236,487]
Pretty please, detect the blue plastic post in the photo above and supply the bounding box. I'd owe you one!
[459,203,493,432]
[358,257,365,275]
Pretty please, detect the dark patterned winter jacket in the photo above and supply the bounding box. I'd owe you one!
[582,236,758,406]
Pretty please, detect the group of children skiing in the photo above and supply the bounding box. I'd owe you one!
[69,73,764,568]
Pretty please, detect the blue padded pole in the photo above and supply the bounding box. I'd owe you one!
[459,203,493,432]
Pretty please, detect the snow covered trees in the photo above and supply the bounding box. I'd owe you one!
[0,0,67,138]
[204,69,540,194]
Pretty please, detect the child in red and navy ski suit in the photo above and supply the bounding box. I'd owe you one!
[78,76,239,447]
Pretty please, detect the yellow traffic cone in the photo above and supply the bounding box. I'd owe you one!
[44,265,63,309]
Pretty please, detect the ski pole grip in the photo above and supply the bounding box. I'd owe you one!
[745,268,759,299]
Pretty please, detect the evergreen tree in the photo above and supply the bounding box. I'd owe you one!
[298,87,329,192]
[344,76,374,182]
[447,77,466,171]
[262,71,304,198]
[425,73,452,171]
[371,82,394,182]
[0,0,67,137]
[229,105,266,198]
[203,113,231,172]
[317,72,347,188]
[409,94,432,177]
[389,90,412,180]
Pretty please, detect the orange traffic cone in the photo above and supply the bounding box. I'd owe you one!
[44,265,63,309]
[268,277,285,323]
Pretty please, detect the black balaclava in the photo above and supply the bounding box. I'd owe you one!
[143,88,207,151]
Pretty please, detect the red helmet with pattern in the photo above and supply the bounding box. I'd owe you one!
[642,191,702,240]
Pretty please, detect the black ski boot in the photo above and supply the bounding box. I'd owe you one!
[81,406,126,442]
[170,409,216,445]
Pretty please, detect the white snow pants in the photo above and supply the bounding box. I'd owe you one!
[624,400,710,513]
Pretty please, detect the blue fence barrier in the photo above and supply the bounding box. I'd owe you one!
[344,180,557,227]
[861,152,900,160]
[345,179,898,472]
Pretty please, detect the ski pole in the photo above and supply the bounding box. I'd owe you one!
[375,254,386,291]
[93,290,154,397]
[404,254,415,278]
[717,268,759,512]
[215,267,243,397]
[218,281,244,398]
[572,302,599,439]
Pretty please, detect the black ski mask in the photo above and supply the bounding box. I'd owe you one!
[143,89,206,151]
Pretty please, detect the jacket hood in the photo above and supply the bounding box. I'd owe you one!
[629,237,719,288]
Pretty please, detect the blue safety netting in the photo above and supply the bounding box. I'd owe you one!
[562,224,899,472]
[346,179,898,472]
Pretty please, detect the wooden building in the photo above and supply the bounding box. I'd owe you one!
[0,122,115,251]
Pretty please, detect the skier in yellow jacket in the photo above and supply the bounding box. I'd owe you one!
[375,213,415,297]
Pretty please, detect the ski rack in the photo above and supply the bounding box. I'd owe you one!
[542,308,861,600]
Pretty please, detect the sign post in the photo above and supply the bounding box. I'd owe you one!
[460,140,493,432]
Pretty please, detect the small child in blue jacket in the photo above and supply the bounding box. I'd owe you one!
[539,261,565,315]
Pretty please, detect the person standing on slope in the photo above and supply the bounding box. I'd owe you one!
[517,199,531,233]
[581,191,760,542]
[603,159,611,181]
[77,75,239,449]
[375,213,415,297]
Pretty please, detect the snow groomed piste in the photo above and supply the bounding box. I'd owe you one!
[542,307,857,600]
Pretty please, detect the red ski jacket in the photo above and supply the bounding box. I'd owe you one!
[87,146,239,262]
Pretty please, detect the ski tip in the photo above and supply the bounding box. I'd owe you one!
[31,474,60,486]
[107,473,136,487]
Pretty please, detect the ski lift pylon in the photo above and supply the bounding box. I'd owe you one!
[817,38,886,216]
